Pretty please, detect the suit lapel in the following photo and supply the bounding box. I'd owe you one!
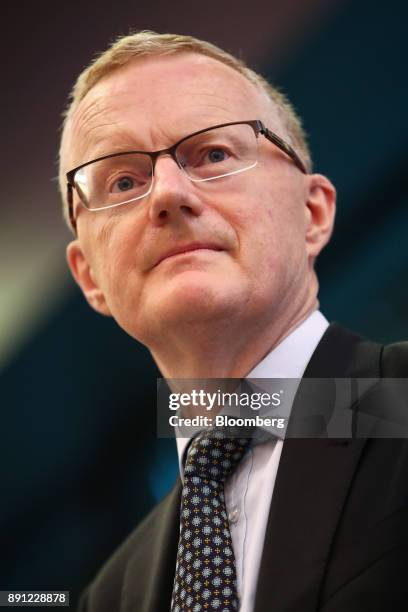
[254,324,381,612]
[123,479,182,612]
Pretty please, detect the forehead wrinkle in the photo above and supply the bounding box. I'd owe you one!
[71,94,122,153]
[79,69,256,134]
[73,97,108,137]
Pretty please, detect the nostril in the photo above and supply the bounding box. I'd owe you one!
[157,205,193,219]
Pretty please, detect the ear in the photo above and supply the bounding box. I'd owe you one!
[304,173,336,262]
[66,240,112,316]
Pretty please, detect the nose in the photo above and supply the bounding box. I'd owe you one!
[148,154,204,225]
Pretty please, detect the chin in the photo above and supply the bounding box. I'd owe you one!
[170,280,234,317]
[138,275,246,339]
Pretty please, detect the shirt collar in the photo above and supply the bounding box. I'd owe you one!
[247,310,329,379]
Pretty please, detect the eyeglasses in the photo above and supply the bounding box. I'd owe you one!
[66,119,307,232]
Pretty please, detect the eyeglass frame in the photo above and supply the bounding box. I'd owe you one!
[66,119,308,233]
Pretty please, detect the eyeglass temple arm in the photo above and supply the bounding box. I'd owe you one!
[67,182,78,234]
[258,124,308,174]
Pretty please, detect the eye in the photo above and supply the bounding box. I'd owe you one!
[207,148,229,163]
[112,176,135,193]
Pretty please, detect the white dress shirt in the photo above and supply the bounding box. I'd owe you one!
[175,310,329,611]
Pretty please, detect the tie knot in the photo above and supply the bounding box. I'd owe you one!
[184,427,251,483]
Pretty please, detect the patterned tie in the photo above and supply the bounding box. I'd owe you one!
[171,427,252,612]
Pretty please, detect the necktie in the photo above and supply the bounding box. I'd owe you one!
[171,427,252,612]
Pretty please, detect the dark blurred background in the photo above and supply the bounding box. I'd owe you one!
[1,0,407,608]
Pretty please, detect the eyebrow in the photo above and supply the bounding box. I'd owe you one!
[84,129,149,161]
[89,140,142,159]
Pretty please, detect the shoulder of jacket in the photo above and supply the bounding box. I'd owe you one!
[381,340,408,377]
[82,479,181,611]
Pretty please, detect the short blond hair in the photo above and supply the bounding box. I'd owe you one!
[59,30,312,228]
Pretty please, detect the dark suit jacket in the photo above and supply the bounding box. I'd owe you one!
[78,324,408,611]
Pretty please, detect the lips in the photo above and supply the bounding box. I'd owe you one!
[154,242,224,267]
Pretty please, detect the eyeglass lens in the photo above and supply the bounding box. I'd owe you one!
[73,123,258,211]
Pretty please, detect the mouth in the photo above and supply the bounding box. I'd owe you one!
[155,243,224,267]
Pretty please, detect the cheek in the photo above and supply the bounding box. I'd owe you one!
[84,222,141,301]
[258,176,307,240]
[233,188,307,280]
[231,196,281,258]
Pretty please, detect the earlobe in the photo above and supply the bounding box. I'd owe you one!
[66,240,112,316]
[305,174,336,259]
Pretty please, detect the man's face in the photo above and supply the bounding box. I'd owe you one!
[64,53,328,349]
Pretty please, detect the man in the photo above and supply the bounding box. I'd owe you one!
[59,31,408,611]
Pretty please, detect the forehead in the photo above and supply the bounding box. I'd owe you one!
[64,53,278,170]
